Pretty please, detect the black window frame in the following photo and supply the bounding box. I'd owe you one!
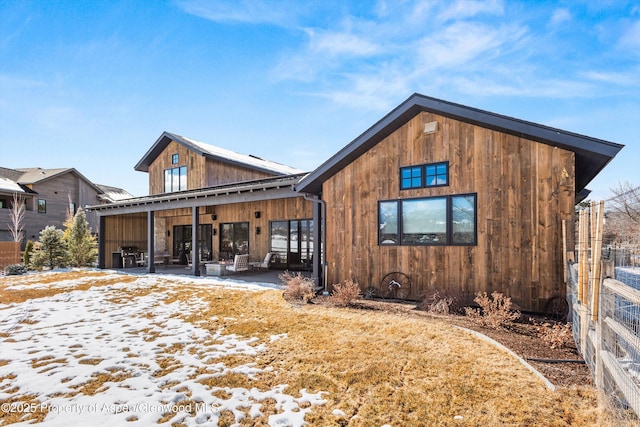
[425,161,449,187]
[219,221,250,257]
[171,153,179,164]
[37,199,46,214]
[164,165,187,192]
[399,166,423,190]
[378,193,477,246]
[399,161,449,190]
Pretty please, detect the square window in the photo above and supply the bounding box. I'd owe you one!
[400,166,422,190]
[425,162,448,187]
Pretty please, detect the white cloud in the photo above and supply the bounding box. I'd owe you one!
[618,20,640,53]
[451,75,595,98]
[414,22,524,71]
[307,29,382,57]
[582,70,640,86]
[177,0,301,26]
[549,8,572,27]
[437,0,504,22]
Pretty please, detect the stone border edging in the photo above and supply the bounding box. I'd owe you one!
[455,326,556,392]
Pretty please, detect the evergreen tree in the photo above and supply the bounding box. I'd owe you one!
[64,208,98,267]
[32,226,67,270]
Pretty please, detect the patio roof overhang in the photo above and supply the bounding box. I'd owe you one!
[87,173,307,216]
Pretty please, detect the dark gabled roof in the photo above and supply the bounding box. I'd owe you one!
[135,131,303,176]
[295,93,624,196]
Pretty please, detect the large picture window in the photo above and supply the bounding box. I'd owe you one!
[164,166,187,192]
[378,193,476,246]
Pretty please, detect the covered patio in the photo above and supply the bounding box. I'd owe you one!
[109,263,312,287]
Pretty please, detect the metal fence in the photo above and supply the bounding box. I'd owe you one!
[569,261,640,420]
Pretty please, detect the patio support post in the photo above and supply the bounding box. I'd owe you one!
[191,206,200,276]
[147,210,155,274]
[98,215,106,269]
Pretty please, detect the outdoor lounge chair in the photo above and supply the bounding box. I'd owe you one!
[249,252,273,271]
[226,254,249,274]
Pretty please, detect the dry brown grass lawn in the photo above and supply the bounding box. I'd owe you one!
[174,285,612,426]
[0,271,621,426]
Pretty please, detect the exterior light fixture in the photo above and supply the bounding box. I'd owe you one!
[424,121,438,134]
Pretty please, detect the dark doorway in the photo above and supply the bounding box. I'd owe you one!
[219,222,249,260]
[269,219,313,270]
[173,224,212,264]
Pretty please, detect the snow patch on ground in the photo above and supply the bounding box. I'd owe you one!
[0,273,325,426]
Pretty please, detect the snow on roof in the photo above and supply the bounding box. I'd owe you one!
[0,177,26,193]
[96,184,135,202]
[180,135,304,176]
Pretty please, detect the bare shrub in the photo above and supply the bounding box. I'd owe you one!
[329,279,361,307]
[532,320,573,349]
[280,271,315,303]
[465,292,520,329]
[418,289,472,315]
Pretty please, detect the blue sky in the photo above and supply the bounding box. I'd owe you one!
[1,0,638,200]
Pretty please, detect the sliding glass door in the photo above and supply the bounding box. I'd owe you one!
[269,219,313,270]
[172,224,212,264]
[220,222,249,259]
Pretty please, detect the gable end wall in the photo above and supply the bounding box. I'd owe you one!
[322,111,575,312]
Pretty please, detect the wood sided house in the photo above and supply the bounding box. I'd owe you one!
[0,167,132,248]
[89,94,623,312]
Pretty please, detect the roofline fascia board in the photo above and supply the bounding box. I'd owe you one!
[89,186,301,216]
[134,132,175,172]
[87,174,307,213]
[135,131,298,176]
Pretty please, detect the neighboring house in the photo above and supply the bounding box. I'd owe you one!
[0,167,132,248]
[89,94,623,312]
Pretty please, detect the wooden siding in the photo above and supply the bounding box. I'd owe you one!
[147,139,279,195]
[0,241,20,268]
[0,172,101,248]
[205,158,274,187]
[322,111,575,312]
[99,197,313,268]
[147,140,208,195]
[157,197,313,262]
[102,213,148,268]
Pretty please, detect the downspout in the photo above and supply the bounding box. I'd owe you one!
[302,193,327,294]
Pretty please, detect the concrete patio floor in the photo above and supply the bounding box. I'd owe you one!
[112,264,309,286]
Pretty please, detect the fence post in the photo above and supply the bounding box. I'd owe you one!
[590,201,604,322]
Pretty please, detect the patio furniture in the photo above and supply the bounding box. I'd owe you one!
[205,262,230,276]
[153,252,170,266]
[135,252,145,266]
[249,252,273,271]
[226,254,249,274]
